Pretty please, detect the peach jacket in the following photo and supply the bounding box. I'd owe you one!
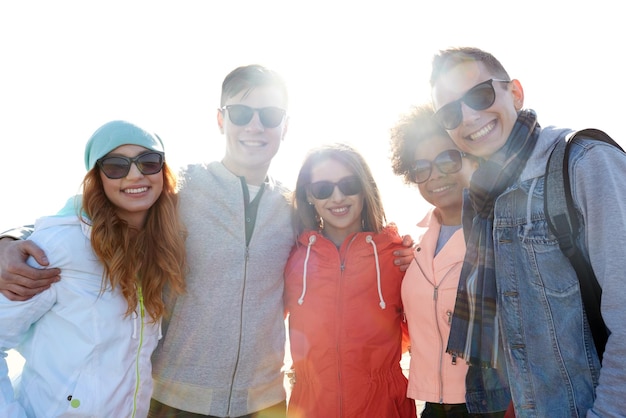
[402,208,469,404]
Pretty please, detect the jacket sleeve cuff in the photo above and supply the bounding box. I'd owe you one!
[0,226,34,241]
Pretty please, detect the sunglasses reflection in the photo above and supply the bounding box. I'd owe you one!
[97,151,165,179]
[434,79,509,130]
[308,176,363,200]
[222,104,286,129]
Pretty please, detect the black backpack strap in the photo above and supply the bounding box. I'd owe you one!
[544,129,621,361]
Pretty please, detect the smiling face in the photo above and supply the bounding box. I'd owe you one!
[432,60,523,159]
[99,144,163,228]
[217,85,289,185]
[308,158,364,246]
[414,134,477,225]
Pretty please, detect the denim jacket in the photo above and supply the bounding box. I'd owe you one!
[465,361,511,414]
[493,125,626,417]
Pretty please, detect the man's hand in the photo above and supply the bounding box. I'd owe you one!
[394,234,415,272]
[0,238,60,301]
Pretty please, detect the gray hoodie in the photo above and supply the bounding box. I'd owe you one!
[151,161,295,417]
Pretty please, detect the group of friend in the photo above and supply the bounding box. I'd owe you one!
[0,46,624,418]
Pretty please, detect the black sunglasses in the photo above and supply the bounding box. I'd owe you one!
[411,149,468,184]
[96,151,165,179]
[221,104,286,129]
[433,78,510,130]
[308,176,363,200]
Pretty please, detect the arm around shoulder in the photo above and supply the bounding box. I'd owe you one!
[0,233,60,301]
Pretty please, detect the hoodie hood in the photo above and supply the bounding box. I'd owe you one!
[34,214,91,239]
[519,124,573,182]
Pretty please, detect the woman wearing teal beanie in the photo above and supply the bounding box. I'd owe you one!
[0,120,187,417]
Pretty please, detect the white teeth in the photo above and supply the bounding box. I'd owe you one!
[124,187,148,194]
[330,207,348,214]
[431,185,453,193]
[241,140,266,147]
[469,120,495,141]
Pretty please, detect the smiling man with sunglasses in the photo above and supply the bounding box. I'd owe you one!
[147,64,294,418]
[433,79,510,132]
[430,47,626,417]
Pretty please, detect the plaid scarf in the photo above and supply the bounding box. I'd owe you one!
[447,109,539,368]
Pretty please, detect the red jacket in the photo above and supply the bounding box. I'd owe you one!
[284,225,416,418]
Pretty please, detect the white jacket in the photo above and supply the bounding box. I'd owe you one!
[0,215,159,417]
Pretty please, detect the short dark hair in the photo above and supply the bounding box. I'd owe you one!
[430,46,510,87]
[220,64,288,107]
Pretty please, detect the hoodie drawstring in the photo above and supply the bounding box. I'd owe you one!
[298,234,386,310]
[298,235,317,305]
[366,235,386,309]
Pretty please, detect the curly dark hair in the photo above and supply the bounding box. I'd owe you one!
[389,103,449,185]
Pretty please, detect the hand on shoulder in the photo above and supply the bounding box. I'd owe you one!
[0,238,60,301]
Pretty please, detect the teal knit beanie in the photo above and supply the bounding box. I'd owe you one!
[84,120,164,171]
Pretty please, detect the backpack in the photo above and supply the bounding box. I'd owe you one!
[544,128,624,361]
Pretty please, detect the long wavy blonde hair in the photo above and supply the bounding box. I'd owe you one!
[81,162,187,322]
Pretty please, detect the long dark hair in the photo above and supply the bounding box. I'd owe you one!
[292,143,387,235]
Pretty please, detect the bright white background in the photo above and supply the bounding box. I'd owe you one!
[1,0,625,388]
[2,1,625,237]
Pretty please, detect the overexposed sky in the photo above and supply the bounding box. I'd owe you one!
[1,1,624,235]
